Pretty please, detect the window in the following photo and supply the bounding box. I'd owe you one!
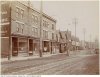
[32,27,35,35]
[36,28,38,36]
[43,20,48,28]
[43,30,48,39]
[43,20,45,26]
[16,7,20,18]
[35,16,38,24]
[32,15,38,24]
[46,31,48,39]
[16,23,19,32]
[44,21,46,27]
[32,27,34,31]
[43,30,45,38]
[21,24,24,33]
[52,24,54,30]
[21,9,24,19]
[47,22,49,28]
[32,15,35,23]
[52,33,54,39]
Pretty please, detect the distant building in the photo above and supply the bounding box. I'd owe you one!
[59,31,67,53]
[56,30,72,53]
[71,35,80,51]
[94,39,99,49]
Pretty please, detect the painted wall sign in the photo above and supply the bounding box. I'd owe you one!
[1,2,10,37]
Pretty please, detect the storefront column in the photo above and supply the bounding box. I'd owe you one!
[27,38,29,56]
[17,37,19,56]
[10,37,12,58]
[49,41,51,54]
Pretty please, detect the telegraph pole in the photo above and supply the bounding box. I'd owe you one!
[83,28,86,49]
[8,2,11,60]
[73,18,78,52]
[90,35,91,49]
[39,0,43,57]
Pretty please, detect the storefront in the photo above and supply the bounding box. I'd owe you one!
[12,36,40,57]
[43,40,50,53]
[51,41,55,54]
[12,36,28,57]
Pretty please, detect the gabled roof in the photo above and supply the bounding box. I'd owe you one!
[66,30,71,40]
[59,31,67,43]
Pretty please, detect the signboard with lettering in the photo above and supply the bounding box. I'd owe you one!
[1,2,10,37]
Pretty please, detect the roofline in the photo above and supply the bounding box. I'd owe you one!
[17,1,57,23]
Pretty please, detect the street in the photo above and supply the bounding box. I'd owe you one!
[1,50,99,75]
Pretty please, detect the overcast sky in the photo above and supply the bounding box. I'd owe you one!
[31,1,99,42]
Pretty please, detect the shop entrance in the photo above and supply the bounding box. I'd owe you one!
[18,38,28,56]
[33,40,39,55]
[12,37,18,56]
[43,41,50,52]
[29,39,33,56]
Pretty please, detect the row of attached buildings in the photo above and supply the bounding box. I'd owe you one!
[1,1,57,58]
[1,1,98,58]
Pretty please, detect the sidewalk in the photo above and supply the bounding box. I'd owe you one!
[1,52,62,63]
[1,50,91,63]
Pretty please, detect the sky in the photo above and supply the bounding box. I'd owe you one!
[31,1,99,42]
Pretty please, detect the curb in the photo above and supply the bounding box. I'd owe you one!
[1,53,65,64]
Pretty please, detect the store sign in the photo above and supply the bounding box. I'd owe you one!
[1,2,10,37]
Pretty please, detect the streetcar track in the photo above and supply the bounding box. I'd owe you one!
[7,56,84,75]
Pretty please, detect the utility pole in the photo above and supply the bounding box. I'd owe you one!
[90,34,92,53]
[66,29,69,56]
[90,35,91,49]
[73,18,78,52]
[39,0,43,57]
[8,2,11,60]
[83,28,86,49]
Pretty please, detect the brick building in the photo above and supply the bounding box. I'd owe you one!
[1,1,56,58]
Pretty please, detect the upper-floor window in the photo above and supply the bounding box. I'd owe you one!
[43,20,48,28]
[32,27,35,35]
[32,14,38,24]
[52,33,54,40]
[52,24,54,30]
[16,22,20,32]
[16,7,20,18]
[43,30,48,39]
[46,31,48,39]
[21,24,24,34]
[47,22,49,28]
[16,7,24,19]
[35,16,38,24]
[20,9,24,19]
[32,14,35,23]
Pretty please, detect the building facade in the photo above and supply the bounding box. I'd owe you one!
[1,1,56,58]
